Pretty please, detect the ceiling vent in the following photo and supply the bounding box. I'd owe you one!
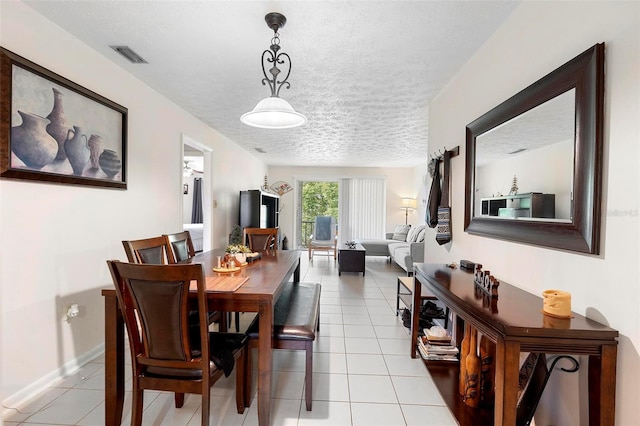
[110,46,148,64]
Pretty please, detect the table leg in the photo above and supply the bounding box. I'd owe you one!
[589,344,617,425]
[494,339,520,426]
[257,300,274,426]
[293,258,301,283]
[410,276,420,358]
[104,294,125,426]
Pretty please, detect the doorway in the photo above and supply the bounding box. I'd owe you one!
[296,180,339,249]
[182,135,213,252]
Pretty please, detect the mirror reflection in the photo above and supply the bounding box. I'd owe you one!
[474,89,575,222]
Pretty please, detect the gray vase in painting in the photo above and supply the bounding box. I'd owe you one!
[64,126,90,176]
[11,110,58,169]
[46,88,71,162]
[99,149,121,178]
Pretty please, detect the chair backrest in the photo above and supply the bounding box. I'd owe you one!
[106,260,210,375]
[312,216,337,242]
[243,227,278,252]
[122,236,169,264]
[164,231,196,264]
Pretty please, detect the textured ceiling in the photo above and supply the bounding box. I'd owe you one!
[24,1,520,167]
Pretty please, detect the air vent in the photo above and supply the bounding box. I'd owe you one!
[110,46,148,64]
[255,148,266,154]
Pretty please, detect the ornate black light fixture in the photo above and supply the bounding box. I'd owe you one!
[241,12,307,129]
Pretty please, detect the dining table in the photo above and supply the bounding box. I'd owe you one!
[102,249,301,426]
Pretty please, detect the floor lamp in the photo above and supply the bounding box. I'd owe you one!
[400,198,417,225]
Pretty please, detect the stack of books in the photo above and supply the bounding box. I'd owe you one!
[417,326,459,362]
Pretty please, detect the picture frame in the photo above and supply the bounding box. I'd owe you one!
[183,183,189,195]
[0,47,127,189]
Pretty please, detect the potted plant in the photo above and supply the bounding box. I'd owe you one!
[225,243,252,263]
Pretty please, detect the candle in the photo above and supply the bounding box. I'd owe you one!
[542,289,572,318]
[216,256,221,268]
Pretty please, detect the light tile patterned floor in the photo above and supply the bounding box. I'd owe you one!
[3,255,457,425]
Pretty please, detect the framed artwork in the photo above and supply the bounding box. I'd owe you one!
[183,183,189,195]
[0,47,127,189]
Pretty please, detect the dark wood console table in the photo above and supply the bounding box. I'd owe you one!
[412,263,618,426]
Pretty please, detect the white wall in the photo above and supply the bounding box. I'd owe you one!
[0,1,267,409]
[268,166,422,246]
[425,2,639,425]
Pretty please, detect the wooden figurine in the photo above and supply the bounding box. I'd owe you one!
[480,334,496,407]
[459,323,471,396]
[464,327,481,408]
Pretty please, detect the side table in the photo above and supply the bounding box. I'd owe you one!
[338,243,366,276]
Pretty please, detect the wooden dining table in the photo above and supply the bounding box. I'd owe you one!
[102,249,301,426]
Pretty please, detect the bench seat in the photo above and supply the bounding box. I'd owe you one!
[246,282,321,410]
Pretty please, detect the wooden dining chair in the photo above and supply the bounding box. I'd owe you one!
[123,236,226,336]
[164,231,196,263]
[106,260,248,426]
[243,227,278,252]
[122,236,169,265]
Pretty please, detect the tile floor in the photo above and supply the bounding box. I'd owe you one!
[3,255,457,425]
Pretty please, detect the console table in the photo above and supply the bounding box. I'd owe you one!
[412,263,618,426]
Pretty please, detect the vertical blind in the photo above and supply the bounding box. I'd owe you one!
[339,177,386,242]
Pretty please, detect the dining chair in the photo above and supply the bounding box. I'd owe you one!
[308,216,337,261]
[122,236,169,265]
[243,227,278,252]
[164,231,196,263]
[106,260,248,426]
[123,236,226,334]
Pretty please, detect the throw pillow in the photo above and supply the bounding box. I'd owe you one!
[406,226,419,243]
[416,228,426,242]
[392,224,411,241]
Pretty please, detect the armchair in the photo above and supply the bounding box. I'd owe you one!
[308,216,337,261]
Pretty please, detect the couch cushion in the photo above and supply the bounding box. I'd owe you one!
[388,242,408,258]
[358,239,393,256]
[392,224,411,241]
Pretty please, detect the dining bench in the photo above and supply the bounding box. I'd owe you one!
[245,282,321,411]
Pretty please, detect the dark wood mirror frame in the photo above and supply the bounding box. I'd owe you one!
[464,43,604,254]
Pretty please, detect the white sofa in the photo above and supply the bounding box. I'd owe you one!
[357,225,426,275]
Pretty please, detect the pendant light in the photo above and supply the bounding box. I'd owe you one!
[241,12,307,129]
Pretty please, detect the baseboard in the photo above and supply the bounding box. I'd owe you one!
[2,344,104,418]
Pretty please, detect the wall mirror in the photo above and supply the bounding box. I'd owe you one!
[464,43,604,254]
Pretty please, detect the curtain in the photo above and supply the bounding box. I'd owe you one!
[191,177,203,223]
[339,177,386,243]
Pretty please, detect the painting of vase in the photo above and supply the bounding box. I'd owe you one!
[1,47,128,189]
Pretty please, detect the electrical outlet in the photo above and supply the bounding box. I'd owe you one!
[66,303,80,322]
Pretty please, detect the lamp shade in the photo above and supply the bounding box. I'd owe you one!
[401,198,417,209]
[241,97,307,129]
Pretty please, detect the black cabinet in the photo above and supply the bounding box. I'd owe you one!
[239,190,279,229]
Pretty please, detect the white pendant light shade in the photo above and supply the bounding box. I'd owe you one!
[241,97,307,129]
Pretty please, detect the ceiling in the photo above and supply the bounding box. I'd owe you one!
[24,1,520,168]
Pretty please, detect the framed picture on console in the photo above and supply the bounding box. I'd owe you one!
[0,47,127,189]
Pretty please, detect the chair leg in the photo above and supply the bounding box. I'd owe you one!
[305,341,313,411]
[235,312,241,332]
[201,387,211,426]
[236,348,246,414]
[132,388,144,426]
[174,392,185,408]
